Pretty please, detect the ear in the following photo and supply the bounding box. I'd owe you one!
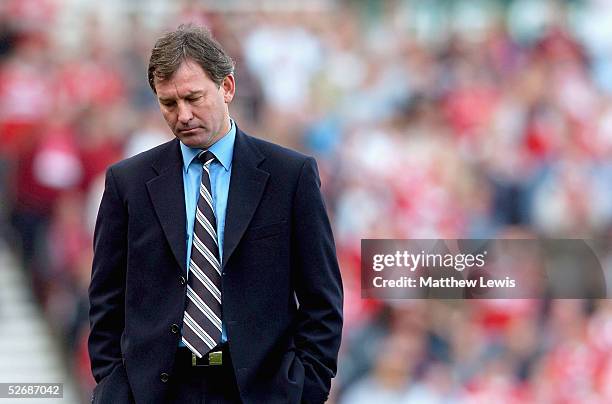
[221,74,235,103]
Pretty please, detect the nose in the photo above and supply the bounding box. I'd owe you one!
[177,101,193,124]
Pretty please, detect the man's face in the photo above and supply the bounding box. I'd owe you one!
[154,59,235,149]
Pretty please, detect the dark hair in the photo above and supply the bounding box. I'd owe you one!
[147,24,235,93]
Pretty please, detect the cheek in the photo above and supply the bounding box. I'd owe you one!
[161,110,176,125]
[194,104,214,120]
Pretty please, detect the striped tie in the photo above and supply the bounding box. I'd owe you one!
[181,150,222,358]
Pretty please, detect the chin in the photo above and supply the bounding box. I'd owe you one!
[177,134,206,149]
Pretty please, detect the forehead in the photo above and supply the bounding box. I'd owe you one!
[154,59,214,97]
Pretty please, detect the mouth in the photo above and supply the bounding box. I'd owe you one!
[178,127,200,134]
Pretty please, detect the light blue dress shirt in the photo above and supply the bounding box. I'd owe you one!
[179,119,235,344]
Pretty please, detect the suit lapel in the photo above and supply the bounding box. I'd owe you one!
[146,139,188,274]
[223,128,269,268]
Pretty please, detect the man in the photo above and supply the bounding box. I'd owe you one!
[88,24,343,404]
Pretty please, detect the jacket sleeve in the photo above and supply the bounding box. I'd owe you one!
[88,167,128,382]
[291,157,343,404]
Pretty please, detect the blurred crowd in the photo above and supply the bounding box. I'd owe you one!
[2,0,612,402]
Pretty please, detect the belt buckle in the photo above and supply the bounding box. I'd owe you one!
[191,351,223,367]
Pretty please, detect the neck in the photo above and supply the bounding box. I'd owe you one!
[205,117,231,149]
[219,116,231,138]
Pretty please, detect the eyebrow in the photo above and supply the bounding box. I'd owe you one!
[158,90,204,103]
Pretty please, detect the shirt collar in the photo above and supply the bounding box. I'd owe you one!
[180,119,235,173]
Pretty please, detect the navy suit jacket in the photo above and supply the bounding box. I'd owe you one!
[88,127,343,404]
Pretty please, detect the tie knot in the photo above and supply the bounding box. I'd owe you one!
[197,150,216,166]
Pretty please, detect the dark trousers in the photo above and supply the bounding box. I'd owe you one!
[166,347,242,404]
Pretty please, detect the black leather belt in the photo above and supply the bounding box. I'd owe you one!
[176,345,227,367]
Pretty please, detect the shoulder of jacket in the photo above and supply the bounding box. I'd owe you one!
[244,132,313,171]
[108,139,176,174]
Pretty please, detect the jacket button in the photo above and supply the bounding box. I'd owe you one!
[171,324,179,334]
[179,276,186,286]
[160,373,169,383]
